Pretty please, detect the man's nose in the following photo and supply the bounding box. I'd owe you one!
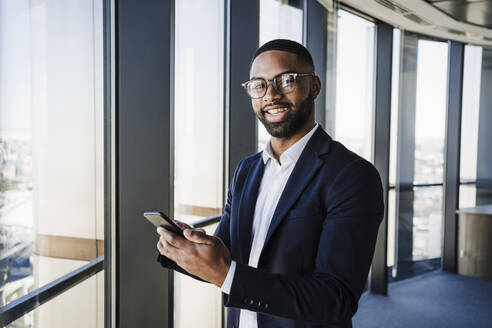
[263,81,282,102]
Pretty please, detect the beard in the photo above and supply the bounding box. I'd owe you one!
[257,91,314,138]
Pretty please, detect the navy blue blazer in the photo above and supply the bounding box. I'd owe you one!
[159,126,384,328]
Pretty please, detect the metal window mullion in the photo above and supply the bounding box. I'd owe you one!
[115,0,174,326]
[442,41,464,273]
[394,32,418,275]
[227,0,259,183]
[303,0,327,127]
[370,22,393,295]
[103,0,114,326]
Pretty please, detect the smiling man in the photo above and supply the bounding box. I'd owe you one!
[156,39,384,328]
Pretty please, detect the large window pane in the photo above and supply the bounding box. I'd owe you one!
[7,271,104,328]
[460,45,482,184]
[174,1,224,327]
[459,46,492,207]
[388,31,448,279]
[414,40,448,184]
[412,186,443,260]
[334,9,375,161]
[257,0,303,151]
[0,0,104,324]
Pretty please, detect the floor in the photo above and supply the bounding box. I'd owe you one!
[353,270,492,328]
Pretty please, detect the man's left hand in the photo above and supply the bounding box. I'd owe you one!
[156,227,231,287]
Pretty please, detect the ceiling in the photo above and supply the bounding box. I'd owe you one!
[427,0,492,29]
[330,0,492,46]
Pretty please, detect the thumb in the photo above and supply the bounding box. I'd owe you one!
[183,228,215,245]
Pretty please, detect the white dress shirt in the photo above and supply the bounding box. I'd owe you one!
[221,123,319,328]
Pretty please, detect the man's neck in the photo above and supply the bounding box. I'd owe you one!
[270,121,316,163]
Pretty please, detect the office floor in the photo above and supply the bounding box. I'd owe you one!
[353,270,492,328]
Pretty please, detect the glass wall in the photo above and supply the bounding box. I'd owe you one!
[459,45,482,209]
[7,271,104,328]
[387,31,448,278]
[0,0,104,326]
[173,0,224,327]
[257,0,304,150]
[333,9,375,162]
[460,45,492,209]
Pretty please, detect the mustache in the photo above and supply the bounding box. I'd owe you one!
[261,102,293,112]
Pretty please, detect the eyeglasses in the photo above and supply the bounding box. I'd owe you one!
[241,72,315,99]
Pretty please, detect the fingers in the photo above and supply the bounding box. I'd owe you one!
[174,220,192,230]
[183,228,215,245]
[156,238,181,262]
[156,227,190,249]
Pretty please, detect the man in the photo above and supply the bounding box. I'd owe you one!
[156,39,384,328]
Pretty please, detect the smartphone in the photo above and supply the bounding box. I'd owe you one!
[143,211,184,237]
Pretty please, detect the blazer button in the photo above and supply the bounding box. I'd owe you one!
[244,298,254,305]
[257,301,262,308]
[261,303,269,310]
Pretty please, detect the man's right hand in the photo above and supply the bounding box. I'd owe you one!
[155,219,206,257]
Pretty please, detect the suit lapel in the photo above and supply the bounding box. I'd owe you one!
[236,156,265,263]
[262,127,331,253]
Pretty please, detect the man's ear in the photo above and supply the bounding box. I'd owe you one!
[312,75,322,99]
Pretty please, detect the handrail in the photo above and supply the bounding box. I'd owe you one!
[0,256,104,327]
[191,214,222,229]
[388,182,444,191]
[387,180,490,191]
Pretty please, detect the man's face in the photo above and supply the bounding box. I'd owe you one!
[249,50,320,138]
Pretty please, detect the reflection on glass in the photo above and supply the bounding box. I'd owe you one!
[390,34,448,186]
[0,0,104,324]
[388,32,447,278]
[389,29,400,186]
[174,0,224,327]
[334,10,375,161]
[475,48,492,206]
[387,189,396,267]
[460,45,482,183]
[412,186,443,260]
[257,0,303,151]
[459,184,476,209]
[324,6,338,136]
[7,271,104,328]
[414,40,448,184]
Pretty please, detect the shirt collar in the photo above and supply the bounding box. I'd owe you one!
[262,123,319,165]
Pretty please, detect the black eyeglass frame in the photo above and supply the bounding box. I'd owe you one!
[241,72,315,99]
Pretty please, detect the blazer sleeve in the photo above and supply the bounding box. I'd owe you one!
[223,159,384,325]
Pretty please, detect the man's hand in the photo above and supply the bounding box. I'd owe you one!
[156,222,231,288]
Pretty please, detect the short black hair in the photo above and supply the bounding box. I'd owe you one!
[252,39,315,71]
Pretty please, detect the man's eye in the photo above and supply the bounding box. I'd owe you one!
[280,75,295,86]
[251,84,265,90]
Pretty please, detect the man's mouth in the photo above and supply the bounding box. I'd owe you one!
[263,105,291,122]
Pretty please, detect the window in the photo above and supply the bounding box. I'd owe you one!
[0,0,104,326]
[459,45,492,209]
[333,9,375,161]
[387,31,448,278]
[173,0,225,327]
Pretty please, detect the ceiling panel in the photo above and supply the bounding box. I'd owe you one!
[426,0,492,28]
